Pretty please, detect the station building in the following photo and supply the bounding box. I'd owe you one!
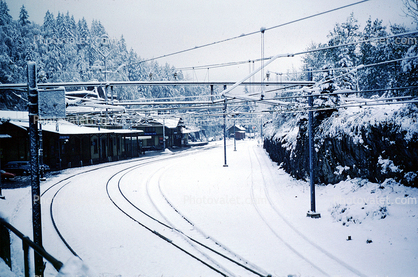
[133,117,187,150]
[0,111,150,170]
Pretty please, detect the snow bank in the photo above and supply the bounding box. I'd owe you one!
[318,103,418,143]
[162,148,173,154]
[267,102,418,150]
[56,257,95,277]
[329,178,417,226]
[0,258,15,277]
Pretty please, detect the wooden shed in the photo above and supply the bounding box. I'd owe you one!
[227,125,246,140]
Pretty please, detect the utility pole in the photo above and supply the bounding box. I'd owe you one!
[233,118,236,151]
[0,148,3,200]
[111,86,114,104]
[39,124,45,181]
[223,85,228,167]
[307,69,320,218]
[94,44,112,122]
[163,118,166,150]
[260,27,265,100]
[210,85,214,103]
[27,62,44,275]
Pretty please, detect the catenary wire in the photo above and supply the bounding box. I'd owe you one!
[137,0,370,64]
[174,30,418,73]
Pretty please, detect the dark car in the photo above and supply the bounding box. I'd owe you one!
[4,161,30,175]
[1,169,16,180]
[4,161,50,175]
[40,163,50,172]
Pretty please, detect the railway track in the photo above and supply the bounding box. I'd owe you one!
[248,144,367,277]
[42,153,164,258]
[156,167,269,275]
[44,145,271,276]
[108,150,271,276]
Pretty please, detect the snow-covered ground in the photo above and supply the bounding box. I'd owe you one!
[1,139,417,276]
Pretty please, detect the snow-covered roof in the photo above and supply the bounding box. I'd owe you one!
[8,120,144,135]
[155,118,181,129]
[181,126,200,134]
[0,110,143,136]
[136,117,181,129]
[0,110,28,122]
[228,125,246,131]
[10,120,143,135]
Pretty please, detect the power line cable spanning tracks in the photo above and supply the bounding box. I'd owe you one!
[137,0,370,64]
[177,30,418,73]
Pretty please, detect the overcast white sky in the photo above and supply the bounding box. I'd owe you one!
[5,0,415,81]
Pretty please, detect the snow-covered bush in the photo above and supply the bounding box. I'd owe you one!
[264,103,418,186]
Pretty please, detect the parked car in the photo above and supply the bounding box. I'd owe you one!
[1,169,16,180]
[4,161,30,175]
[40,163,50,172]
[3,161,50,175]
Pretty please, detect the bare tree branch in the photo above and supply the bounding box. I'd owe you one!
[402,0,418,24]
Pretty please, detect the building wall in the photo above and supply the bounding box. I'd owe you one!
[0,122,29,165]
[0,122,144,171]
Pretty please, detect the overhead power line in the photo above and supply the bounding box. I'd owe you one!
[138,0,370,64]
[292,30,418,58]
[176,59,260,71]
[176,30,418,73]
[0,80,314,90]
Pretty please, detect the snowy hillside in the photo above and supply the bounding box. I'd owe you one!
[264,102,418,186]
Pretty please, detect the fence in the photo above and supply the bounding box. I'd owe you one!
[0,217,63,277]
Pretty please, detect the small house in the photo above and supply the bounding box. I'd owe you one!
[227,125,246,140]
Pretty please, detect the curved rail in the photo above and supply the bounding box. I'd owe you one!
[252,145,367,277]
[43,156,159,259]
[113,150,270,276]
[44,148,218,273]
[249,144,367,277]
[46,146,258,276]
[105,163,229,276]
[156,166,270,276]
[248,146,330,276]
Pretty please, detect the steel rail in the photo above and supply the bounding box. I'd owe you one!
[117,162,269,276]
[105,152,231,276]
[252,145,367,277]
[154,166,270,276]
[247,147,330,276]
[43,156,164,266]
[44,149,240,276]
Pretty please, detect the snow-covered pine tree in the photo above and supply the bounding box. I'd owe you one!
[326,13,360,90]
[18,5,30,26]
[358,18,390,96]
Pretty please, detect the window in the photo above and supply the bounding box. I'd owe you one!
[93,139,98,154]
